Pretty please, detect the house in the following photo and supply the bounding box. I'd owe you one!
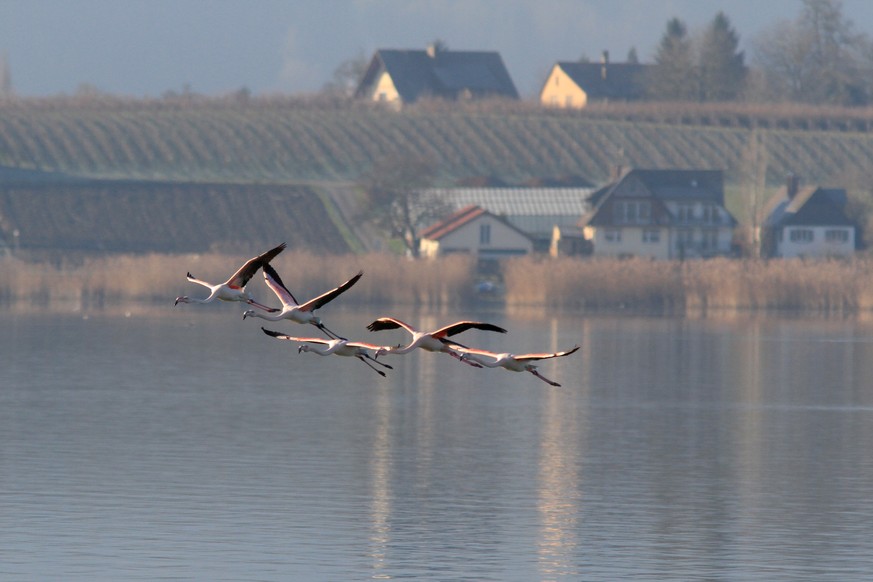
[539,51,649,109]
[354,44,518,108]
[760,175,856,258]
[424,186,594,252]
[419,205,533,260]
[580,168,737,260]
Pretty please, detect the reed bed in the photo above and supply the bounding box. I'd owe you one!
[0,251,476,309]
[5,252,873,314]
[504,255,873,314]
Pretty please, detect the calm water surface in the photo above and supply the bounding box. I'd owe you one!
[2,305,873,581]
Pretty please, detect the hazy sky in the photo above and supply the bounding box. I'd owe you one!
[3,0,873,99]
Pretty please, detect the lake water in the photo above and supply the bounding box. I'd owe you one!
[2,305,873,581]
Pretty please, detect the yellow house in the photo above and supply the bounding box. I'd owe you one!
[540,52,648,109]
[355,45,518,108]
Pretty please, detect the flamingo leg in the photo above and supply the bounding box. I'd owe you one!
[530,369,561,387]
[315,322,346,341]
[363,354,393,370]
[356,355,387,377]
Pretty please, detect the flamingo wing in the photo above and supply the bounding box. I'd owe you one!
[346,340,391,351]
[297,271,363,312]
[432,321,508,338]
[261,328,331,345]
[367,317,416,334]
[225,242,286,288]
[262,263,300,307]
[514,345,581,362]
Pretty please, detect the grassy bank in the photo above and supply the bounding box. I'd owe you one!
[3,253,873,314]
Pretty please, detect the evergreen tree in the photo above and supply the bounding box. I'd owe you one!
[647,18,697,101]
[698,12,746,101]
[0,53,12,97]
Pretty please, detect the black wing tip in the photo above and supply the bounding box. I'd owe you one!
[261,327,283,338]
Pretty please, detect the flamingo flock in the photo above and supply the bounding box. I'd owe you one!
[176,243,579,386]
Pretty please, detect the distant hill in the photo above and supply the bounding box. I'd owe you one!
[2,97,873,186]
[4,97,873,255]
[0,179,354,256]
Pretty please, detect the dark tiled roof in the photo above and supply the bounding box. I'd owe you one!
[355,49,519,103]
[552,61,649,101]
[581,168,735,227]
[763,186,853,227]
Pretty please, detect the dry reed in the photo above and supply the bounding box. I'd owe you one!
[503,255,873,314]
[0,251,477,309]
[5,252,873,314]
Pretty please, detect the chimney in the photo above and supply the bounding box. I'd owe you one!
[609,164,624,182]
[601,50,609,80]
[786,173,799,200]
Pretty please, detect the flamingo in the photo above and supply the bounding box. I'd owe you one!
[174,242,286,310]
[456,345,580,386]
[366,317,507,366]
[261,327,394,377]
[242,263,362,340]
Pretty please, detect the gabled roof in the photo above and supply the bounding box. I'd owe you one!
[550,61,649,101]
[420,204,532,242]
[763,185,853,227]
[355,48,519,103]
[420,205,487,240]
[582,168,736,227]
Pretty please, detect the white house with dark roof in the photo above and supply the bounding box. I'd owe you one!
[354,44,518,108]
[424,186,594,252]
[760,175,856,258]
[419,205,533,260]
[580,168,737,259]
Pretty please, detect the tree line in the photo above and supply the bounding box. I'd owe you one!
[642,0,873,107]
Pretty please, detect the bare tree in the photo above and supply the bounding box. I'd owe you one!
[357,155,448,257]
[739,129,769,257]
[752,0,873,105]
[322,51,370,98]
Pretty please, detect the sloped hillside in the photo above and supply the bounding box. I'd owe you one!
[1,98,873,186]
[0,180,352,255]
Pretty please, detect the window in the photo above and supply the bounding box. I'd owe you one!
[565,95,573,107]
[677,204,694,223]
[826,229,849,244]
[479,223,491,245]
[676,229,693,247]
[789,229,814,243]
[701,229,718,250]
[604,229,622,243]
[614,200,651,224]
[702,205,719,224]
[642,229,660,243]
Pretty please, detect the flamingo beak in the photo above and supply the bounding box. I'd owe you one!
[297,345,304,354]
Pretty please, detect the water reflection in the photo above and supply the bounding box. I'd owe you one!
[4,308,873,580]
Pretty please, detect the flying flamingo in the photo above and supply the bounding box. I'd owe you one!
[261,327,394,377]
[366,317,507,366]
[242,264,362,340]
[456,345,580,386]
[174,242,286,310]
